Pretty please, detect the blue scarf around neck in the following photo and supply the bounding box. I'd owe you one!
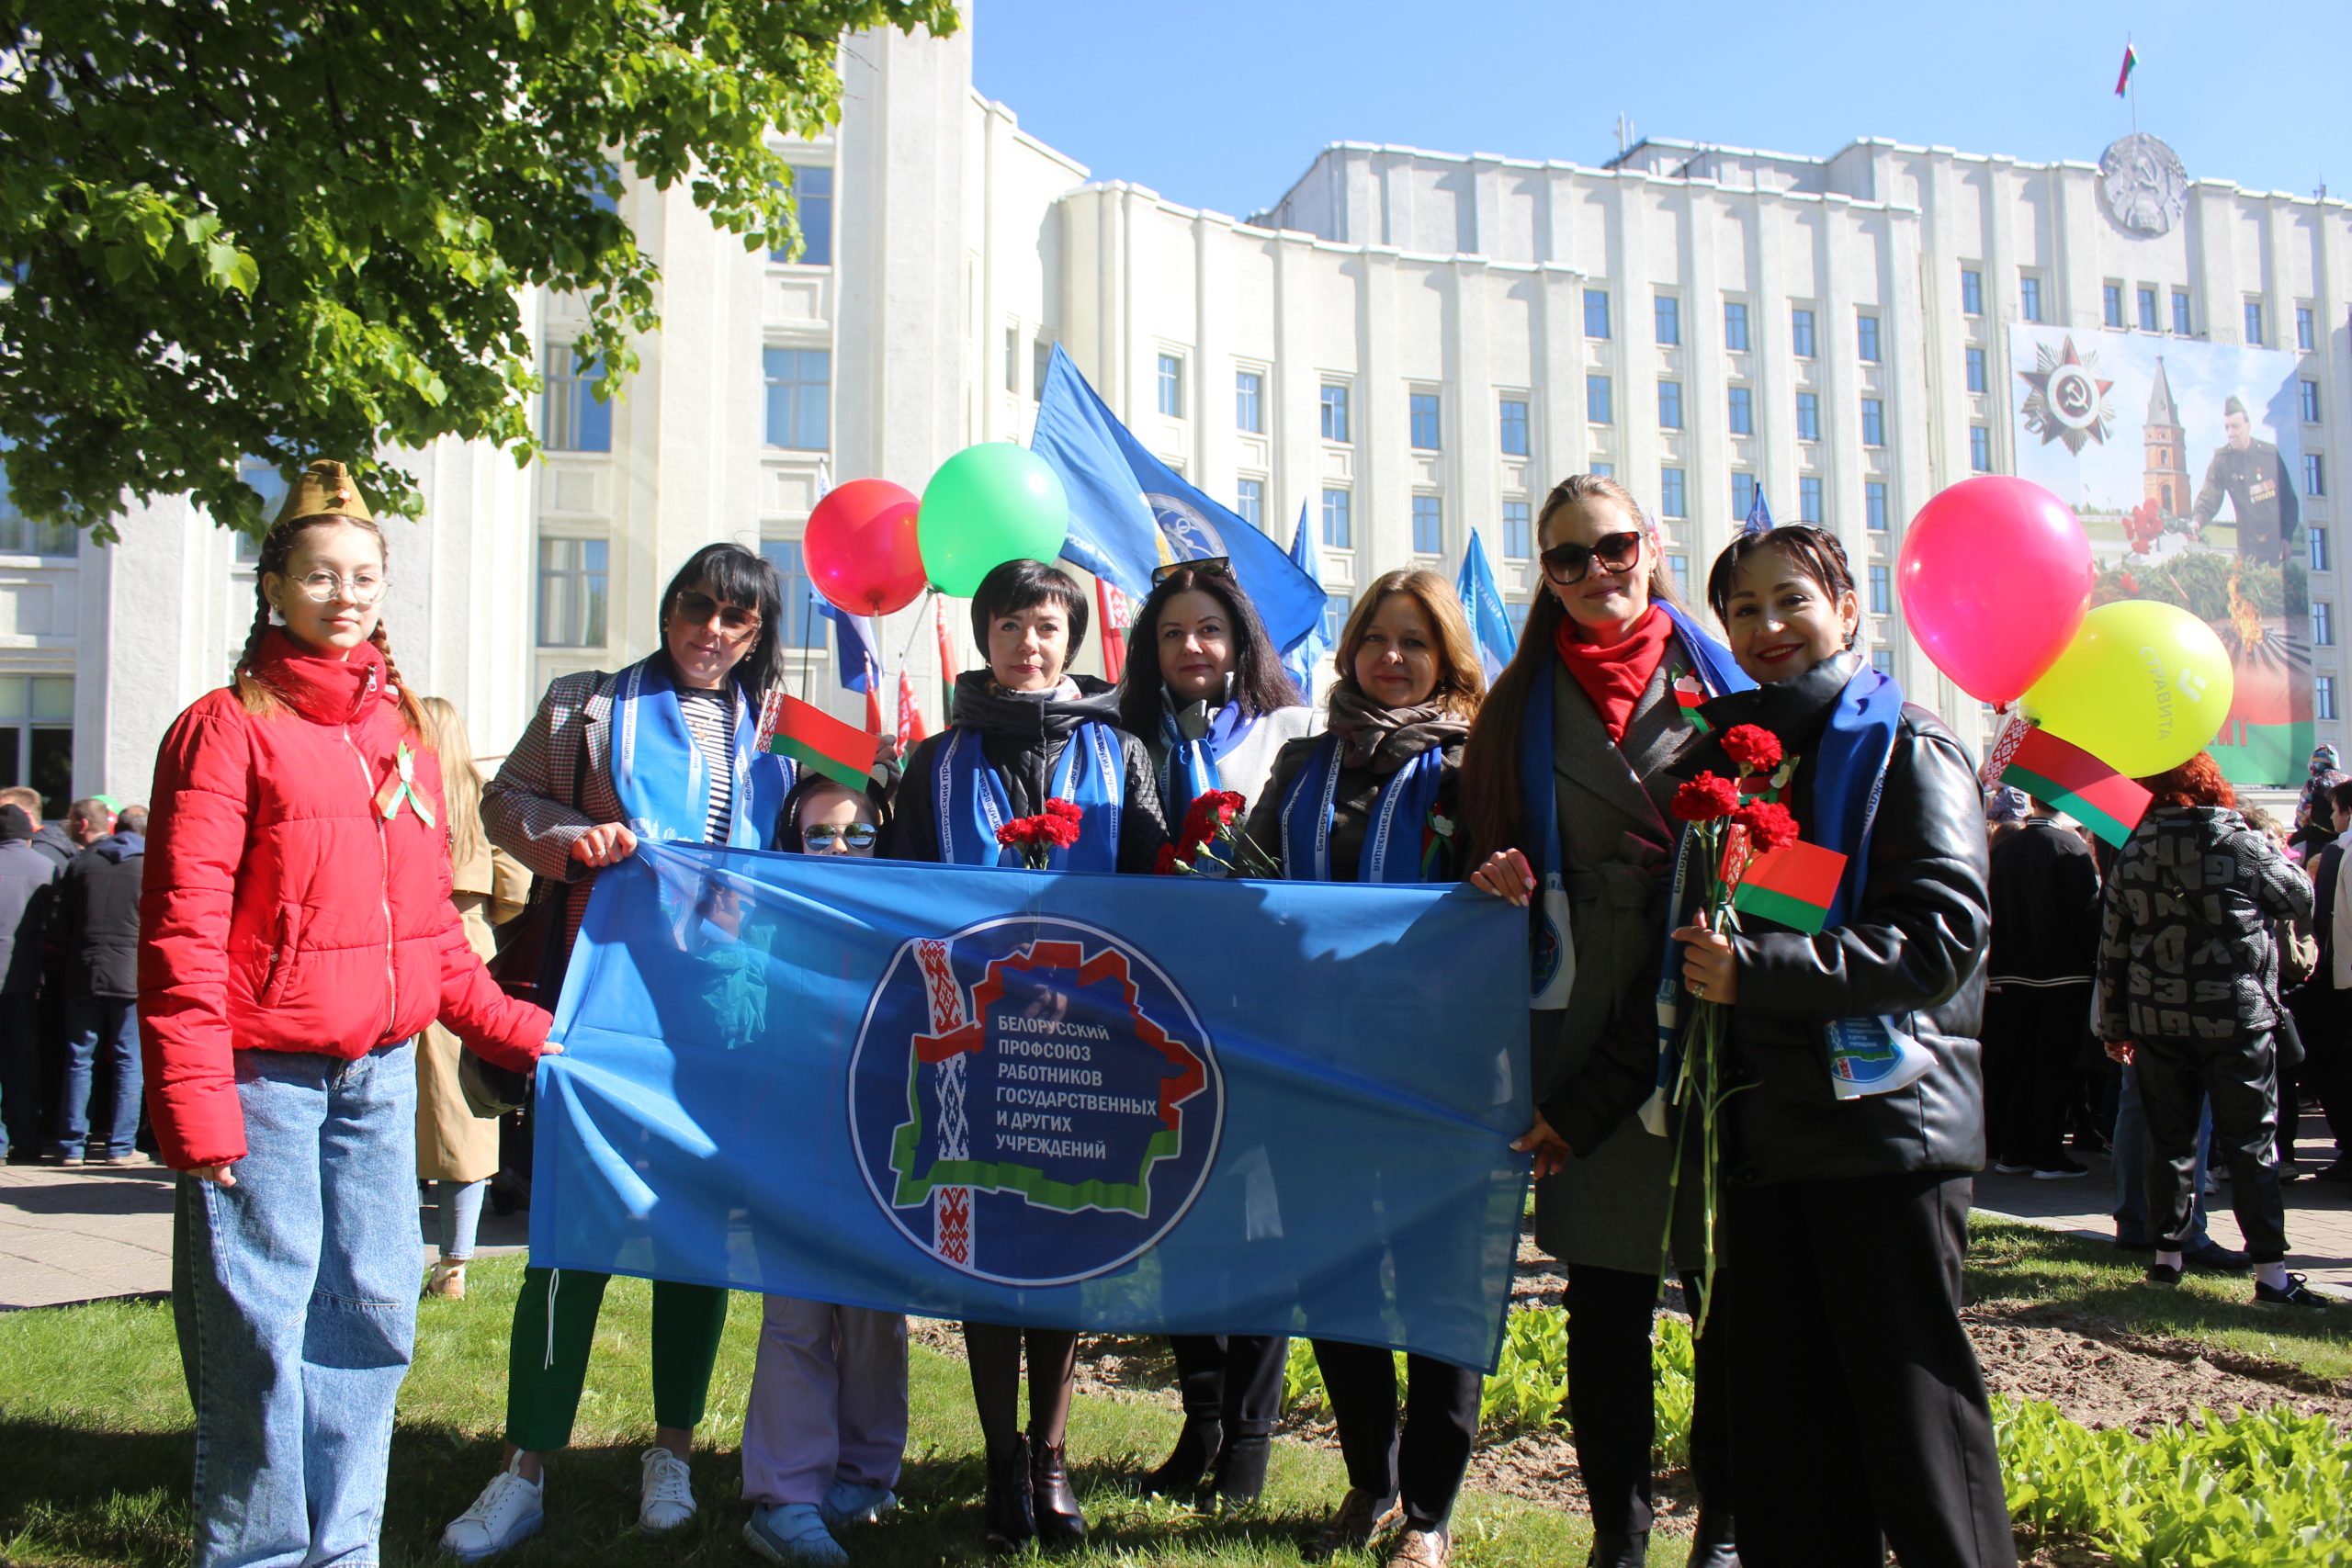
[1159,696,1260,821]
[609,657,790,849]
[1278,732,1447,885]
[933,721,1125,872]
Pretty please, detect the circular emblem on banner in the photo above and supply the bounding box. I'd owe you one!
[2018,335,2117,456]
[847,917,1224,1285]
[1146,492,1227,562]
[2098,133,2188,238]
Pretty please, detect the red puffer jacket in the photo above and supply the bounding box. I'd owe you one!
[138,630,552,1169]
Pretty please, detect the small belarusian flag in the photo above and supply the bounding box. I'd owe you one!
[2114,42,2138,97]
[768,693,880,790]
[1672,673,1713,734]
[1999,725,2152,847]
[1731,840,1849,934]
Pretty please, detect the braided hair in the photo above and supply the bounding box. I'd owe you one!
[234,511,424,734]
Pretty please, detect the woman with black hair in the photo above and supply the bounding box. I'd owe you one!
[444,542,797,1561]
[878,557,1168,1554]
[1113,560,1317,1511]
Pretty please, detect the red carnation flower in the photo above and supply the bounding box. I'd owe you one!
[1211,789,1247,824]
[1042,813,1083,849]
[1721,724,1783,774]
[1154,842,1179,875]
[995,820,1027,847]
[1733,800,1800,853]
[1044,797,1084,823]
[1671,773,1741,822]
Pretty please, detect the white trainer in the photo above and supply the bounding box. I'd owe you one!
[441,1458,544,1561]
[639,1446,697,1533]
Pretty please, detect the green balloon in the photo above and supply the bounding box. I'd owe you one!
[918,444,1071,597]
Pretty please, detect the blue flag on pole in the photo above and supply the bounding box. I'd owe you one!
[1031,346,1327,661]
[1284,501,1326,700]
[1743,484,1776,537]
[811,592,878,694]
[1455,529,1518,684]
[529,843,1532,1370]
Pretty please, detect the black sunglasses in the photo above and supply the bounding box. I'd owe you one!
[1152,555,1233,586]
[1539,530,1645,586]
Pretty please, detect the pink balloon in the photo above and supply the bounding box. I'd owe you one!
[805,479,925,616]
[1895,477,2093,705]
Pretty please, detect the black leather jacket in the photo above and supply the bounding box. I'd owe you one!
[1683,655,1991,1186]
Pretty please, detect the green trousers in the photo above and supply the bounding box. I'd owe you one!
[503,1265,730,1451]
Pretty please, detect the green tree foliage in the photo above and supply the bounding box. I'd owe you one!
[0,0,957,537]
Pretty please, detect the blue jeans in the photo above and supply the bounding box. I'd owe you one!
[435,1178,486,1260]
[2111,1060,2211,1247]
[174,1043,418,1568]
[55,997,141,1159]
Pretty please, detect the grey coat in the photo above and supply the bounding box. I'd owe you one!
[1529,659,1706,1274]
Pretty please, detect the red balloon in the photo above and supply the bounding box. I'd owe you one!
[805,479,925,615]
[1895,477,2093,706]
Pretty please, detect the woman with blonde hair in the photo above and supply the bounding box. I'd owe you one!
[413,695,534,1300]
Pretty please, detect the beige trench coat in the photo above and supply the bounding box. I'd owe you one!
[415,837,532,1182]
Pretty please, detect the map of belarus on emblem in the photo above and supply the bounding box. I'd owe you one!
[849,917,1224,1286]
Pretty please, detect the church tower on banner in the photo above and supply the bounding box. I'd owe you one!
[2144,355,2190,516]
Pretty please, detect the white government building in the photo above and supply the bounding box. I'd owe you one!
[17,17,2352,807]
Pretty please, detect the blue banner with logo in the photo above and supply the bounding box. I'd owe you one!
[529,842,1532,1370]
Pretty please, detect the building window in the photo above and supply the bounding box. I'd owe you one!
[1589,461,1614,479]
[1658,466,1688,519]
[2245,300,2265,345]
[0,448,75,557]
[1499,397,1531,457]
[758,537,822,650]
[2313,525,2332,573]
[541,344,612,452]
[1032,335,1052,403]
[1724,299,1750,352]
[2172,290,2192,335]
[0,675,74,818]
[1791,307,1816,358]
[1857,312,1882,363]
[1584,288,1611,339]
[1587,373,1613,425]
[536,536,609,649]
[1860,397,1885,448]
[1157,354,1184,417]
[2019,275,2043,323]
[2313,602,2335,648]
[1657,378,1684,430]
[763,347,831,449]
[1323,592,1351,644]
[2139,286,2160,333]
[1965,346,1987,394]
[1655,291,1681,346]
[1866,480,1890,533]
[1667,553,1690,595]
[1409,391,1442,451]
[1798,476,1824,523]
[2299,305,2317,353]
[2301,380,2323,423]
[1871,649,1896,678]
[1732,472,1758,518]
[1502,501,1532,560]
[1505,600,1531,637]
[1796,391,1820,443]
[2103,283,2124,329]
[1236,369,1264,434]
[229,456,283,560]
[1236,478,1263,526]
[1003,327,1020,395]
[2320,675,2340,722]
[1321,488,1351,548]
[1411,494,1443,554]
[1727,385,1753,436]
[1970,424,1992,472]
[1321,383,1351,443]
[2306,454,2326,497]
[1868,564,1892,615]
[1960,267,1984,317]
[769,164,833,265]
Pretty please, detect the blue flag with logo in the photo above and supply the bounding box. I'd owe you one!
[1743,484,1775,537]
[1031,345,1327,661]
[1285,501,1326,699]
[1454,529,1517,684]
[529,842,1531,1370]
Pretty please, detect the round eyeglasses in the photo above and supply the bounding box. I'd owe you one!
[292,570,390,605]
[804,823,879,850]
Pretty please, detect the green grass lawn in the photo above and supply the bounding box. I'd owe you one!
[0,1258,1623,1568]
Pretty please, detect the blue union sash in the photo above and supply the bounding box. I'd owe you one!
[609,657,789,848]
[934,722,1124,873]
[1278,733,1445,885]
[1159,700,1259,819]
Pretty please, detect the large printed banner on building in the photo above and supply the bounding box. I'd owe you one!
[2009,322,2310,784]
[528,842,1532,1371]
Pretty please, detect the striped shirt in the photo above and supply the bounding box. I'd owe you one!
[677,689,736,845]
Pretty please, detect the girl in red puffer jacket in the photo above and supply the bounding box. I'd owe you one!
[138,460,554,1568]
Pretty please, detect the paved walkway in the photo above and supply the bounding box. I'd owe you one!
[0,1161,527,1311]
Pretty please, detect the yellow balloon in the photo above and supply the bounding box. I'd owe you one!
[2023,601,2234,778]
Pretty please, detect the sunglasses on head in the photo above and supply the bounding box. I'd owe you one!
[1539,530,1645,586]
[1151,555,1233,587]
[803,822,879,850]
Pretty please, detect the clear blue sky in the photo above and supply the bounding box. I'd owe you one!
[970,0,2351,220]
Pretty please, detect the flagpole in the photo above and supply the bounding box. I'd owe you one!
[879,586,939,736]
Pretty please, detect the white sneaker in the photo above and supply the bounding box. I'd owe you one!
[639,1446,697,1534]
[442,1459,545,1561]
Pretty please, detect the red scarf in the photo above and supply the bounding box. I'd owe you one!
[1554,604,1672,744]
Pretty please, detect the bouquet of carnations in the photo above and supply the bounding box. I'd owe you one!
[1661,722,1798,1335]
[996,797,1083,870]
[1154,789,1279,877]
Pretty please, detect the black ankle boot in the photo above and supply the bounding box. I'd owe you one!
[1140,1414,1222,1498]
[1207,1433,1271,1510]
[982,1436,1035,1553]
[1589,1530,1648,1568]
[1029,1435,1089,1549]
[1686,1511,1738,1568]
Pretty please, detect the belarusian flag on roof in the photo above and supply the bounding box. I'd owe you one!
[1731,840,1848,934]
[2114,42,2138,96]
[1999,725,2151,847]
[768,693,879,790]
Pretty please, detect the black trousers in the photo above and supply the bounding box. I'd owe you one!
[2135,1032,2289,1261]
[1310,1340,1480,1532]
[1982,987,2085,1169]
[1566,1262,1733,1536]
[1718,1173,2016,1568]
[1167,1334,1290,1438]
[2287,984,2352,1153]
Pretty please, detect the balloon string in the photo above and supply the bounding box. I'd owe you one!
[874,586,944,729]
